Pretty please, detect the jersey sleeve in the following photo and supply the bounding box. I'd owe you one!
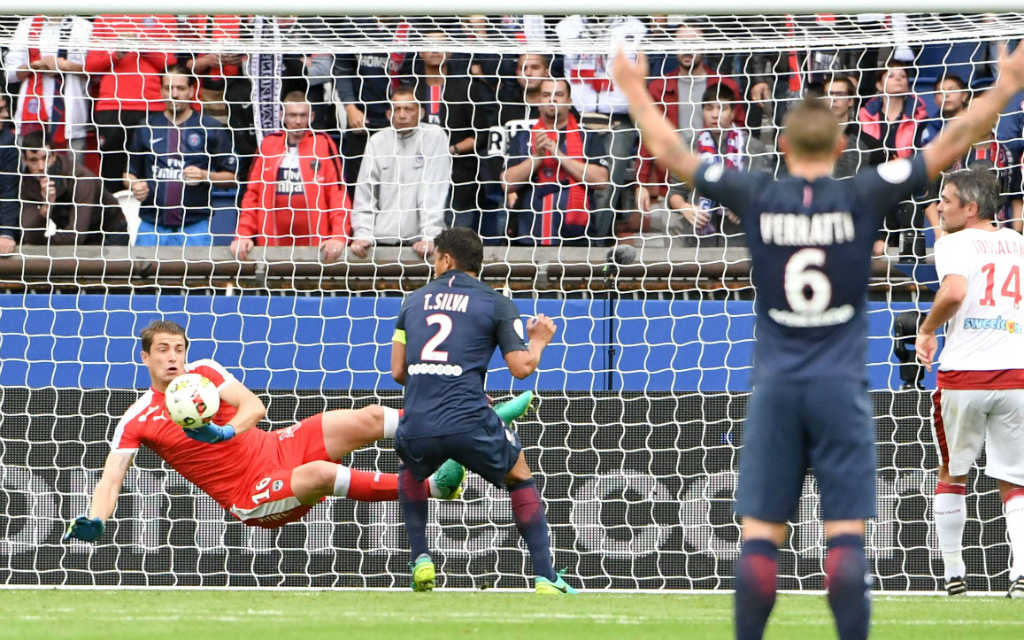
[692,161,767,218]
[210,125,238,175]
[506,130,530,169]
[494,295,528,356]
[392,300,408,344]
[110,399,146,452]
[852,154,929,217]
[934,233,973,282]
[188,359,238,390]
[583,130,612,172]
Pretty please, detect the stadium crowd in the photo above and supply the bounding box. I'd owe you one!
[0,13,1020,256]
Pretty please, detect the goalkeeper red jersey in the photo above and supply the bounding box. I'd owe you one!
[109,358,266,509]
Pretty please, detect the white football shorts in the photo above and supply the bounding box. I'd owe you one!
[932,388,1024,485]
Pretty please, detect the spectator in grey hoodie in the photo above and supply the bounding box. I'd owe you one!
[350,84,451,259]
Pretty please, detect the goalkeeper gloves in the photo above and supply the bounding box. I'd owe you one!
[184,423,236,444]
[62,516,104,543]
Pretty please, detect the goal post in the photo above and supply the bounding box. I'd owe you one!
[0,11,1021,592]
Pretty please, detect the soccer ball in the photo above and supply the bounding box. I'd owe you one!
[165,373,220,429]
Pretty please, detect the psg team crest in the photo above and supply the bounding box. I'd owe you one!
[187,133,202,149]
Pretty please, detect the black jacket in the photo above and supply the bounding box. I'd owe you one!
[0,126,19,240]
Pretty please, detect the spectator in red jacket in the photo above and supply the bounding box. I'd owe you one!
[231,92,350,262]
[86,14,177,194]
[634,24,744,217]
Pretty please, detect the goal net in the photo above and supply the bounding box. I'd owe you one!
[0,11,1021,592]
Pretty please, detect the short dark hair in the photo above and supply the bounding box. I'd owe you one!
[540,77,571,97]
[518,52,550,69]
[140,320,188,353]
[945,166,1002,220]
[166,64,198,87]
[20,129,50,151]
[938,73,968,91]
[824,76,856,96]
[434,227,483,275]
[701,83,736,105]
[390,83,417,101]
[877,60,914,85]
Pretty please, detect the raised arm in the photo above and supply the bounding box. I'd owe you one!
[610,50,701,186]
[923,43,1024,181]
[217,381,267,436]
[64,449,133,542]
[505,314,556,379]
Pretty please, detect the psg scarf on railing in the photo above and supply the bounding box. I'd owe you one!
[248,16,282,146]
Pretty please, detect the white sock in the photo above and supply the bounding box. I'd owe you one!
[1005,493,1024,580]
[332,466,351,498]
[382,408,400,439]
[934,486,967,580]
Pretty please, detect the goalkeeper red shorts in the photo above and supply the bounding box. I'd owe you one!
[229,413,330,528]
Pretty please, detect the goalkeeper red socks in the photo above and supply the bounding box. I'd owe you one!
[334,467,438,502]
[509,479,557,582]
[825,534,870,640]
[398,468,430,560]
[344,468,400,501]
[734,538,777,640]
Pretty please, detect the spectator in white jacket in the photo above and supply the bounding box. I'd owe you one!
[3,15,93,156]
[350,84,451,259]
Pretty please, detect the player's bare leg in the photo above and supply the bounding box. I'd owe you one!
[997,479,1024,598]
[285,407,464,505]
[503,453,575,594]
[320,405,394,460]
[935,463,969,594]
[319,394,534,460]
[735,517,784,640]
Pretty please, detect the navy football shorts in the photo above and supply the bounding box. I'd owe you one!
[395,410,523,488]
[735,378,876,523]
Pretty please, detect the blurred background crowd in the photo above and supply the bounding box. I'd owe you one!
[0,13,1016,258]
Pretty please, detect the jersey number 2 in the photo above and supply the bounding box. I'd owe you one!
[421,313,452,362]
[980,263,1022,306]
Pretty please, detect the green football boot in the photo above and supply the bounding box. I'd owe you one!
[432,459,466,500]
[535,569,577,594]
[493,390,534,425]
[410,553,436,592]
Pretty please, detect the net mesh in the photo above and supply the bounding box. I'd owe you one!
[0,12,1019,591]
[0,14,1022,54]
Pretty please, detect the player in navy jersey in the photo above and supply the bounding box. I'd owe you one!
[390,227,574,594]
[613,46,1024,640]
[124,65,237,246]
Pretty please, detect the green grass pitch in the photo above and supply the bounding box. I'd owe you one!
[1,590,1021,639]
